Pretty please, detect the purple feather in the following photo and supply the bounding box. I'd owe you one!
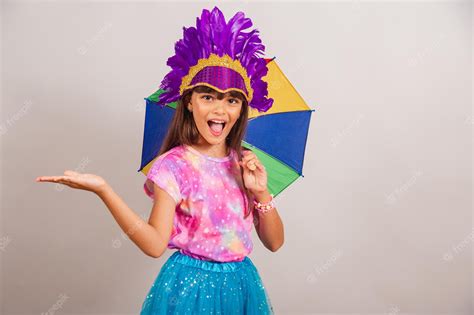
[223,12,252,58]
[157,6,274,112]
[182,27,201,62]
[209,7,226,56]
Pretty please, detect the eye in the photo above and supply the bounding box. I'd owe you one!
[229,98,241,105]
[201,95,214,101]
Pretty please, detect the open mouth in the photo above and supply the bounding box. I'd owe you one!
[207,120,226,136]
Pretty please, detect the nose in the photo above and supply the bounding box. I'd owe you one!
[212,99,226,113]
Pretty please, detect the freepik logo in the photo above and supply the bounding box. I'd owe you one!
[442,227,474,263]
[112,213,148,249]
[330,113,365,148]
[40,293,70,315]
[77,22,112,55]
[0,235,12,252]
[385,170,423,205]
[306,249,343,284]
[0,99,32,136]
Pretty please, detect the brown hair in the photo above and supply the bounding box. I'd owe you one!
[157,85,255,219]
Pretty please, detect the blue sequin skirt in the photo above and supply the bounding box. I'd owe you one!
[140,250,274,314]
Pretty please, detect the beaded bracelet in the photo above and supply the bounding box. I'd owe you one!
[253,194,275,213]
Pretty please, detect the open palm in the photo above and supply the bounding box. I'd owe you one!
[36,170,107,194]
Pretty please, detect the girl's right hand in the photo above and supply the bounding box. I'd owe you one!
[36,170,108,195]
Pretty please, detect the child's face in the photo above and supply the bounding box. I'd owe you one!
[188,89,243,147]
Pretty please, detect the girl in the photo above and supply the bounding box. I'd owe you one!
[36,6,283,314]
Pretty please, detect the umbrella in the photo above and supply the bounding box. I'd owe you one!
[138,58,315,198]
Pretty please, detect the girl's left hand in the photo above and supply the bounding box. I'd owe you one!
[238,150,268,194]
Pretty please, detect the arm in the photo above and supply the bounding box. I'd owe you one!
[97,183,176,258]
[252,189,284,252]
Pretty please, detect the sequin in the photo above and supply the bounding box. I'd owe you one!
[141,145,274,313]
[180,53,254,102]
[140,250,274,314]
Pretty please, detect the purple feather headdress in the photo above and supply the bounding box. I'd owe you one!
[157,6,274,113]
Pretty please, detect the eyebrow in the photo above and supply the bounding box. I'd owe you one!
[227,91,244,100]
[199,91,240,98]
[196,87,244,101]
[199,90,218,96]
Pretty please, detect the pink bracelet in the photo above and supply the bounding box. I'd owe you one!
[253,194,275,213]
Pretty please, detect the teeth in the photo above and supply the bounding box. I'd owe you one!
[210,120,225,124]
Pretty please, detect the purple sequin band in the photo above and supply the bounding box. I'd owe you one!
[189,66,248,97]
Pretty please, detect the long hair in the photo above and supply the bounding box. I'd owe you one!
[157,85,255,219]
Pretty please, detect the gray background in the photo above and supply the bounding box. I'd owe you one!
[1,1,472,314]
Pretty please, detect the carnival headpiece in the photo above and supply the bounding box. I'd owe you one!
[157,6,274,112]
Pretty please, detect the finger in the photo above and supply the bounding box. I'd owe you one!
[245,151,256,158]
[37,175,72,183]
[36,176,61,182]
[246,156,259,164]
[62,181,80,189]
[256,161,265,171]
[240,156,249,165]
[57,178,81,188]
[242,153,257,164]
[242,150,254,158]
[239,160,254,171]
[247,159,257,171]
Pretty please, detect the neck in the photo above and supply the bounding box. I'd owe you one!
[191,141,229,158]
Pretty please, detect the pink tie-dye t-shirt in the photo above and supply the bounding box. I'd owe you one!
[143,144,254,262]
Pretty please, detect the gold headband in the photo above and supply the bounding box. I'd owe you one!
[179,53,254,102]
